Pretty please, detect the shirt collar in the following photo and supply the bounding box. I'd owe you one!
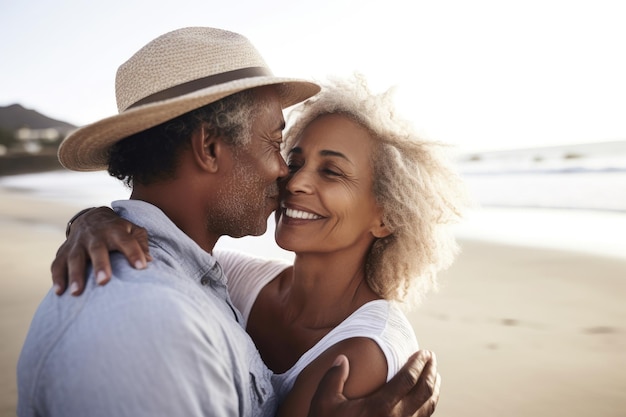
[111,200,226,286]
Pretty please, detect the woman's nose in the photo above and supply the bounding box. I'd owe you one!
[285,168,314,194]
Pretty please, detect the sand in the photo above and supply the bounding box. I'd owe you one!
[1,186,624,417]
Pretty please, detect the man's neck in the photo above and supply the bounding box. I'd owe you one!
[130,183,219,253]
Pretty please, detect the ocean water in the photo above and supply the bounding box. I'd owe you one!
[450,140,626,259]
[1,164,625,260]
[457,140,626,212]
[457,140,626,175]
[0,170,132,207]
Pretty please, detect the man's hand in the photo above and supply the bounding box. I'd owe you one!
[309,350,440,417]
[50,206,151,295]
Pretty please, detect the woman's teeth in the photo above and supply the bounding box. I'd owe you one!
[284,208,322,220]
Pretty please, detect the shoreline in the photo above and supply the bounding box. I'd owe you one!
[0,153,65,177]
[1,186,625,416]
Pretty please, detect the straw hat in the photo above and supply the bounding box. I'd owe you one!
[58,27,320,171]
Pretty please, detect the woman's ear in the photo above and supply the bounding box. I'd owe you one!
[371,208,392,239]
[371,221,392,239]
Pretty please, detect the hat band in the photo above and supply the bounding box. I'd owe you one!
[126,66,272,110]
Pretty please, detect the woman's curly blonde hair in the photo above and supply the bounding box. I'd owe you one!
[283,74,469,307]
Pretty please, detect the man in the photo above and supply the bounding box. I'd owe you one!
[17,27,438,416]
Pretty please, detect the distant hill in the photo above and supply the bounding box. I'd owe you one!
[0,104,76,132]
[0,104,76,175]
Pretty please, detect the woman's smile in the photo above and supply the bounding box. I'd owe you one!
[279,203,324,224]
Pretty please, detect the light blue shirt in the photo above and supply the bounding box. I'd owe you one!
[17,200,276,417]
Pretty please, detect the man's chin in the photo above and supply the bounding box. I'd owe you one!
[247,225,268,237]
[226,231,261,239]
[227,222,268,239]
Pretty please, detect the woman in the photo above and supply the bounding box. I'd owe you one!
[54,74,467,416]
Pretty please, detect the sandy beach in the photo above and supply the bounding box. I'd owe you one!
[1,185,624,417]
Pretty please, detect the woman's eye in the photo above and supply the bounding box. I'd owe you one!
[323,168,342,176]
[287,164,301,173]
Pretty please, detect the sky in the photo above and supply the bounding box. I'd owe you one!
[1,0,625,152]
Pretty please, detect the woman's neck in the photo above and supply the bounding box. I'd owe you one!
[281,251,380,329]
[246,247,382,373]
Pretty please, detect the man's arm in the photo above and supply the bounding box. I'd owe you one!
[309,351,440,417]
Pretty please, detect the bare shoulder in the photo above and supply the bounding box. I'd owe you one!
[277,337,387,417]
[318,337,387,397]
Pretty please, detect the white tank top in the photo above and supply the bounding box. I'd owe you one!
[215,249,419,402]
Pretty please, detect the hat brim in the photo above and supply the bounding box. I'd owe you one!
[58,76,320,171]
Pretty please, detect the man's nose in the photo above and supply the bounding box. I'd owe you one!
[277,154,289,180]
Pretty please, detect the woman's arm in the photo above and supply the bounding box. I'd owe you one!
[308,350,440,417]
[51,206,151,295]
[278,337,387,417]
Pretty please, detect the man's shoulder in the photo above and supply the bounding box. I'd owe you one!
[89,268,226,329]
[20,269,242,372]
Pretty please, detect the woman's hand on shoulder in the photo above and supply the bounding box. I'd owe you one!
[51,206,151,296]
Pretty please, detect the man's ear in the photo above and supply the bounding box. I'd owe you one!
[190,124,226,173]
